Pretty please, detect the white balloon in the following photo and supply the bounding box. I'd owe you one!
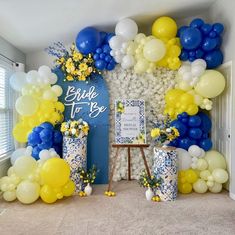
[199,149,205,158]
[38,65,51,77]
[191,65,205,77]
[178,64,191,75]
[212,168,229,184]
[51,85,63,97]
[121,55,135,69]
[115,18,138,40]
[26,70,39,84]
[10,72,28,92]
[11,148,27,165]
[109,35,126,50]
[176,148,192,170]
[191,59,207,69]
[188,145,202,158]
[182,71,192,81]
[209,182,222,193]
[50,73,58,84]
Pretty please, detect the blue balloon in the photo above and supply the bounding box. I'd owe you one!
[39,129,53,142]
[189,56,196,62]
[213,23,224,35]
[199,138,213,151]
[102,44,111,54]
[190,18,204,28]
[178,138,196,150]
[96,48,102,54]
[99,31,107,44]
[215,37,222,49]
[177,26,189,37]
[189,128,203,140]
[195,49,204,58]
[105,55,112,62]
[38,141,53,150]
[95,60,106,70]
[100,53,106,59]
[76,27,101,55]
[104,33,115,43]
[179,50,189,61]
[53,130,63,144]
[189,51,195,57]
[168,139,178,147]
[170,120,187,137]
[209,31,217,38]
[180,28,202,50]
[93,53,100,60]
[188,115,202,127]
[40,122,53,130]
[106,62,116,71]
[204,49,223,69]
[201,23,212,35]
[32,146,41,160]
[33,126,43,133]
[198,112,212,133]
[28,132,41,146]
[202,37,217,51]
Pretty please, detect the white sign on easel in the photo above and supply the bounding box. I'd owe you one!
[115,99,146,144]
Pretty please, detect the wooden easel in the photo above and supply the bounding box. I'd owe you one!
[107,144,151,192]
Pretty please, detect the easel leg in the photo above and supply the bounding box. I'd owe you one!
[140,147,151,177]
[128,147,131,180]
[107,147,120,192]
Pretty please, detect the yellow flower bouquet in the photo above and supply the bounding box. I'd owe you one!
[46,42,99,82]
[151,115,180,146]
[60,119,89,138]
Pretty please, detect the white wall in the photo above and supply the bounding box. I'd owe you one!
[209,0,235,199]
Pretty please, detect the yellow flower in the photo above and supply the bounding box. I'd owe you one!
[60,122,67,132]
[70,121,78,128]
[56,57,65,64]
[66,75,74,81]
[82,125,89,135]
[73,51,83,61]
[79,75,86,81]
[172,127,180,137]
[79,63,88,71]
[151,128,160,138]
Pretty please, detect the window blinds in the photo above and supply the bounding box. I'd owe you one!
[0,59,14,159]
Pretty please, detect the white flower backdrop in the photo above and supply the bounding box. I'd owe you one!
[104,66,177,181]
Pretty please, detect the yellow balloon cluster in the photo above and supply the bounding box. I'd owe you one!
[11,66,65,143]
[164,89,198,119]
[178,169,198,194]
[178,150,229,194]
[13,100,64,143]
[152,16,181,70]
[0,156,75,204]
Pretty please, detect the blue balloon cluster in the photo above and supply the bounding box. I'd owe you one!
[169,112,212,151]
[27,122,63,160]
[178,18,224,69]
[93,32,116,71]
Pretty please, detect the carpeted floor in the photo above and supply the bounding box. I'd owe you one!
[0,181,235,235]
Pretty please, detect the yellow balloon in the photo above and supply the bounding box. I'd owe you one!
[13,156,37,179]
[186,104,198,116]
[180,93,194,105]
[195,70,226,98]
[50,112,61,125]
[16,180,40,204]
[143,39,166,62]
[212,168,228,184]
[15,95,39,116]
[152,16,177,40]
[204,150,226,172]
[62,180,75,196]
[40,100,55,113]
[40,158,70,187]
[193,179,208,193]
[134,58,149,74]
[55,102,65,112]
[185,169,198,184]
[3,190,17,202]
[196,159,208,171]
[179,182,192,194]
[40,184,57,203]
[13,122,31,143]
[200,170,211,180]
[165,89,184,106]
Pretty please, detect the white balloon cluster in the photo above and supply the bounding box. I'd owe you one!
[38,148,59,164]
[10,146,33,165]
[109,18,138,68]
[176,59,213,111]
[178,59,207,87]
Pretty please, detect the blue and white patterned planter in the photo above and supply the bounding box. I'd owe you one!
[62,134,87,193]
[153,147,178,201]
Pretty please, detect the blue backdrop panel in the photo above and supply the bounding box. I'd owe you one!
[54,68,109,184]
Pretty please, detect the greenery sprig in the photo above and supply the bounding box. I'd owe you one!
[138,170,162,190]
[78,165,99,185]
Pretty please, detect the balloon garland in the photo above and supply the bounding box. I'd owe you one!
[0,15,229,204]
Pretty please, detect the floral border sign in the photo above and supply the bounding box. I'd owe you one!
[115,99,146,144]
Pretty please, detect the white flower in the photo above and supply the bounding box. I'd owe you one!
[71,128,77,135]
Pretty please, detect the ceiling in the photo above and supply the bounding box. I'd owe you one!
[0,0,216,54]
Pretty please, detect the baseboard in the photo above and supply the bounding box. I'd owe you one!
[230,192,235,200]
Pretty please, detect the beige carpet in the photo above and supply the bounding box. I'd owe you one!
[0,181,235,235]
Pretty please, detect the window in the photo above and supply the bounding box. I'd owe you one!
[0,59,14,159]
